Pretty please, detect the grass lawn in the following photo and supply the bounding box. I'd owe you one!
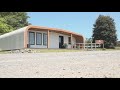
[0,50,9,54]
[115,47,120,50]
[0,49,82,54]
[29,49,82,53]
[0,47,120,54]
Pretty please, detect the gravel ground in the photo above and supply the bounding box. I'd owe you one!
[0,50,120,78]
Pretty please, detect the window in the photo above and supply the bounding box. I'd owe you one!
[43,33,47,45]
[36,33,42,45]
[68,37,71,44]
[29,32,35,45]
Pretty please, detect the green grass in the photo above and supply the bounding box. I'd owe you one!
[115,47,120,50]
[30,49,82,53]
[0,50,9,54]
[94,47,120,51]
[1,47,120,54]
[29,47,120,53]
[0,49,82,54]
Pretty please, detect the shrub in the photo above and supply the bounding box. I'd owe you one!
[76,45,80,49]
[62,43,68,49]
[102,48,106,50]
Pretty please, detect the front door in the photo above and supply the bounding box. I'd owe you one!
[59,36,64,48]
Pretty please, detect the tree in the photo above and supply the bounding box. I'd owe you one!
[0,18,13,34]
[85,38,92,43]
[0,12,30,34]
[92,15,117,48]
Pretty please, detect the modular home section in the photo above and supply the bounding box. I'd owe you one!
[0,25,84,50]
[0,27,26,50]
[27,30,77,49]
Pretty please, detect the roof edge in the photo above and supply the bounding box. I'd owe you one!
[26,25,84,37]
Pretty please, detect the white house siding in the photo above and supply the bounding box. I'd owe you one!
[28,30,47,48]
[0,27,26,50]
[59,33,76,49]
[49,32,59,48]
[50,32,76,49]
[67,36,76,48]
[28,31,76,49]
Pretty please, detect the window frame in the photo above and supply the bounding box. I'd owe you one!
[68,37,71,44]
[43,33,47,46]
[36,32,42,45]
[29,32,35,45]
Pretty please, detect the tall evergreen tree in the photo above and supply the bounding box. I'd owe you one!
[0,12,30,34]
[92,15,117,48]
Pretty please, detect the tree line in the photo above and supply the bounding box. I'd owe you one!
[0,12,30,34]
[86,15,117,48]
[92,15,117,48]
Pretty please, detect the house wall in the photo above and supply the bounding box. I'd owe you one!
[58,33,76,49]
[28,30,47,48]
[50,32,76,49]
[28,31,76,49]
[0,27,26,50]
[0,26,83,50]
[49,32,59,48]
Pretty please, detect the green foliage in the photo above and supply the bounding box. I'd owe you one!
[102,48,106,50]
[85,38,92,43]
[116,41,120,47]
[92,15,117,48]
[0,18,13,34]
[0,12,30,34]
[76,45,80,49]
[62,43,68,48]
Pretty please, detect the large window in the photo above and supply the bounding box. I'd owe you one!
[68,37,71,44]
[29,32,35,45]
[36,32,42,45]
[43,33,47,45]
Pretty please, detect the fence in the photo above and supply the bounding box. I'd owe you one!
[72,43,104,50]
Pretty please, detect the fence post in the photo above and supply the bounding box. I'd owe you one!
[91,43,92,49]
[95,43,96,50]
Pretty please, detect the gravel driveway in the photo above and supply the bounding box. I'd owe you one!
[0,51,120,78]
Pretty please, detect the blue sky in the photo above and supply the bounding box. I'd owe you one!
[27,12,120,41]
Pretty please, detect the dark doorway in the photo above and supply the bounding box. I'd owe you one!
[59,36,64,48]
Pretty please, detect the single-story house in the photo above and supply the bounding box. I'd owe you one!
[0,25,84,50]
